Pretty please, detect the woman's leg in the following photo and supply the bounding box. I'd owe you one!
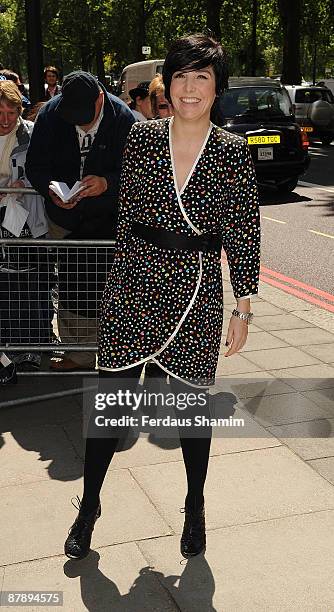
[170,377,212,512]
[81,364,143,514]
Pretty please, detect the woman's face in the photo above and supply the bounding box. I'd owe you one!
[170,65,216,123]
[156,94,173,118]
[0,101,19,135]
[136,95,153,119]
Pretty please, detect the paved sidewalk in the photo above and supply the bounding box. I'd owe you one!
[1,277,334,611]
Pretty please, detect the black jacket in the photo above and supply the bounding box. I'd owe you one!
[25,85,135,238]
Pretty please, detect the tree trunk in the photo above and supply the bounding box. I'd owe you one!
[278,0,302,84]
[96,34,106,86]
[206,0,223,40]
[250,0,258,76]
[25,0,45,103]
[136,0,146,61]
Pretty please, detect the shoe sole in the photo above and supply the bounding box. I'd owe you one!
[64,547,90,560]
[180,544,206,559]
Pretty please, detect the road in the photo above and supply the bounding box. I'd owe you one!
[258,141,334,308]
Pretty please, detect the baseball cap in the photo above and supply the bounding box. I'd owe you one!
[129,81,150,101]
[55,71,100,125]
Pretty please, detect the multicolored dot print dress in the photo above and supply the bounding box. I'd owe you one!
[98,117,261,385]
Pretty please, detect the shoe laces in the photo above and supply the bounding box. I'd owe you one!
[71,495,82,512]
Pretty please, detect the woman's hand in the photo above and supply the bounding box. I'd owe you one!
[224,315,249,357]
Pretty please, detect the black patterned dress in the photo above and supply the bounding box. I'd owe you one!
[98,117,260,384]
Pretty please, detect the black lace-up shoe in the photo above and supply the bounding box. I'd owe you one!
[180,504,206,558]
[64,496,101,559]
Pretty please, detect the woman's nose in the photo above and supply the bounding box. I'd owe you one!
[183,74,194,93]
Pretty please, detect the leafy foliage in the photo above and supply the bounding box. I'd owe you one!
[0,0,333,83]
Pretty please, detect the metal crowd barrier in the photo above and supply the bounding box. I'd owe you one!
[0,238,116,376]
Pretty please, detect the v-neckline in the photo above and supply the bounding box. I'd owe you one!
[169,116,213,197]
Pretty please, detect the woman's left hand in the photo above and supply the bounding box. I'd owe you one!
[224,315,249,357]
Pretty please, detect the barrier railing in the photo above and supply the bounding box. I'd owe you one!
[0,237,115,375]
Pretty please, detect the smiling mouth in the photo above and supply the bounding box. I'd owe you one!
[180,97,201,104]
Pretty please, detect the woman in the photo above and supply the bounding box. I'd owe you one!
[128,81,153,121]
[0,80,50,379]
[43,65,62,101]
[65,34,260,559]
[149,73,173,118]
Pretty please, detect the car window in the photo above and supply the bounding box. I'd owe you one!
[221,87,293,117]
[295,89,334,103]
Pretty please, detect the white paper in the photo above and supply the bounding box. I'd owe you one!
[1,195,29,237]
[49,180,85,203]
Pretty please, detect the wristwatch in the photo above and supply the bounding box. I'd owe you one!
[232,308,254,324]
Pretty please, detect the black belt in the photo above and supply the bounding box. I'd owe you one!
[132,222,222,254]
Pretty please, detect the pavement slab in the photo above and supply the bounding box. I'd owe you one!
[244,346,320,370]
[269,364,334,391]
[299,342,334,363]
[308,457,334,486]
[261,292,321,312]
[2,543,178,612]
[241,390,332,427]
[130,446,334,533]
[301,387,334,412]
[0,425,82,487]
[268,419,334,460]
[0,397,81,430]
[231,330,289,352]
[254,314,315,331]
[270,327,334,346]
[138,509,334,612]
[293,308,334,334]
[216,354,262,376]
[0,471,171,566]
[216,371,296,399]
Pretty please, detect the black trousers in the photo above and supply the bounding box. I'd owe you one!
[81,363,212,514]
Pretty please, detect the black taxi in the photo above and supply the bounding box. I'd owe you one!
[213,77,310,193]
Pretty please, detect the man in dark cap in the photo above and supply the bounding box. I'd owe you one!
[129,81,153,121]
[25,71,135,371]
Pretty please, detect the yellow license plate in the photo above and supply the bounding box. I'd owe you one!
[301,126,313,132]
[247,135,281,145]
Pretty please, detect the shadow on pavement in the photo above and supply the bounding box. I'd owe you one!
[64,549,217,612]
[259,189,312,206]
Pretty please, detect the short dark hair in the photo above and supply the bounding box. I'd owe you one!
[44,65,59,79]
[162,33,228,103]
[0,69,19,84]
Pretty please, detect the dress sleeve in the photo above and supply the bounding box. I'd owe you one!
[114,123,140,249]
[222,139,261,300]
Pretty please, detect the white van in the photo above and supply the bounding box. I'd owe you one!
[118,59,164,102]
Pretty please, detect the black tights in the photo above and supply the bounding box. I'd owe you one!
[81,364,212,514]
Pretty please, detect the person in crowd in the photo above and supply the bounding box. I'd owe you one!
[149,73,173,118]
[0,69,31,115]
[44,66,62,100]
[25,71,135,372]
[0,80,50,382]
[64,34,260,560]
[128,81,153,121]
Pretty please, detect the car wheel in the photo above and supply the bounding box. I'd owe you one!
[321,136,333,146]
[277,177,299,193]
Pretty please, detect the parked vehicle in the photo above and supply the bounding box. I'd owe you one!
[285,85,334,146]
[316,79,334,95]
[213,77,310,193]
[117,60,164,102]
